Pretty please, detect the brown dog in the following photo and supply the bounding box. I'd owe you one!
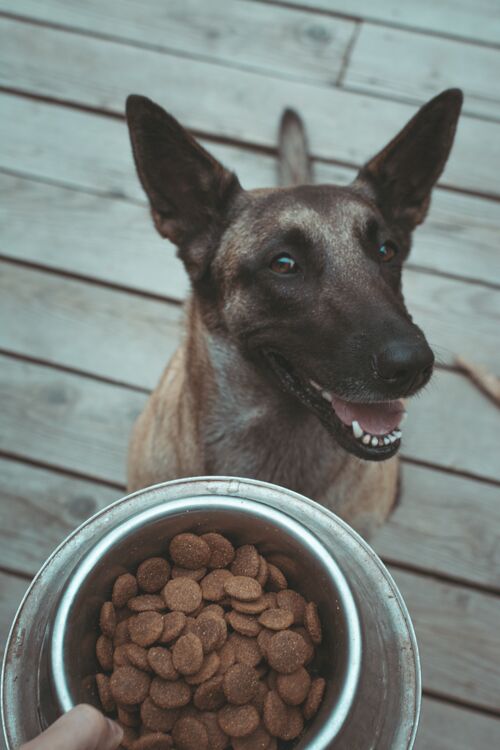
[125,89,462,538]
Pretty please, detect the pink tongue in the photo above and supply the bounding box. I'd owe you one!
[331,396,405,435]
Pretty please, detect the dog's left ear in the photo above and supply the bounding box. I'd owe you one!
[126,95,241,280]
[354,89,463,231]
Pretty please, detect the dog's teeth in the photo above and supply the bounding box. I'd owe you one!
[309,379,321,391]
[362,434,371,445]
[388,434,397,444]
[383,436,390,445]
[371,436,379,447]
[321,390,332,403]
[394,429,402,439]
[352,420,363,439]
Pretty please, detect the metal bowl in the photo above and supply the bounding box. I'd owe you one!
[1,477,420,748]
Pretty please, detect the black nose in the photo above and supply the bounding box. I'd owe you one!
[372,340,434,391]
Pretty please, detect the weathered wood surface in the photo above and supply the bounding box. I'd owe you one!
[390,568,500,712]
[415,698,500,749]
[2,95,500,289]
[346,23,500,121]
[279,0,500,46]
[2,18,500,197]
[0,0,356,87]
[373,464,500,591]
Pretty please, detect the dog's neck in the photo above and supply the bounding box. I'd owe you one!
[186,297,348,498]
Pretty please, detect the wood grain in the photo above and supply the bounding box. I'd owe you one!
[0,458,120,577]
[278,0,500,46]
[416,697,500,749]
[0,0,356,87]
[373,464,500,591]
[345,23,500,121]
[2,96,500,287]
[390,567,500,712]
[1,17,499,197]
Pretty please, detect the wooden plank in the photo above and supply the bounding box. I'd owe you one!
[389,567,500,713]
[373,464,500,591]
[1,18,499,198]
[2,250,500,384]
[279,0,500,46]
[0,571,30,660]
[345,24,500,121]
[0,0,356,87]
[0,262,183,389]
[416,697,500,749]
[1,349,499,484]
[2,96,500,287]
[0,458,120,577]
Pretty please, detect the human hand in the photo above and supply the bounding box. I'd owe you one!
[19,704,123,750]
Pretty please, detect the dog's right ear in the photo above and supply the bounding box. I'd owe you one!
[126,95,241,279]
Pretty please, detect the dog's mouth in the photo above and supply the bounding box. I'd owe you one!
[263,350,405,461]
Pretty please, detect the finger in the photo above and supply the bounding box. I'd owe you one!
[20,704,123,750]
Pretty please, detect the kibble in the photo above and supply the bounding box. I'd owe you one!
[94,532,327,749]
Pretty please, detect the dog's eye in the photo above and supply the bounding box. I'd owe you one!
[378,242,398,262]
[269,254,299,275]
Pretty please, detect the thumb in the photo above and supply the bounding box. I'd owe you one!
[20,704,123,750]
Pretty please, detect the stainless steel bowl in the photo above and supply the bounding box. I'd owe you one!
[1,477,420,748]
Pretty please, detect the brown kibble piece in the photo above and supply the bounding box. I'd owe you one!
[128,595,166,612]
[160,611,187,643]
[256,555,269,588]
[172,716,209,750]
[198,712,230,750]
[118,705,141,728]
[304,601,322,645]
[276,667,311,705]
[114,619,131,646]
[172,566,207,582]
[193,674,225,711]
[267,630,308,674]
[148,647,179,680]
[99,601,116,638]
[131,734,173,750]
[200,569,233,601]
[217,704,260,738]
[96,634,113,671]
[230,545,260,578]
[217,639,236,674]
[233,725,271,750]
[125,643,151,672]
[223,576,262,602]
[163,579,202,614]
[257,629,274,658]
[150,677,191,709]
[141,697,179,732]
[192,613,227,653]
[110,666,150,705]
[231,592,274,615]
[185,650,220,685]
[222,663,259,705]
[137,557,171,593]
[277,589,306,625]
[303,677,326,720]
[172,633,204,675]
[263,690,287,738]
[226,611,261,637]
[280,706,304,741]
[96,673,115,713]
[129,611,164,647]
[203,603,225,618]
[251,680,269,713]
[293,626,315,665]
[113,573,139,608]
[201,532,235,569]
[169,533,211,569]
[114,644,132,668]
[258,608,294,631]
[120,725,139,749]
[267,564,287,591]
[229,633,262,667]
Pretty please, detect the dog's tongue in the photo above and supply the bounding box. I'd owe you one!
[331,396,405,435]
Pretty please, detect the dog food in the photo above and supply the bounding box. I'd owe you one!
[94,533,327,749]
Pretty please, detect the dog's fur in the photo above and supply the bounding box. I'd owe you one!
[125,90,462,539]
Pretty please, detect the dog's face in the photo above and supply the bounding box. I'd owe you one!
[126,90,462,461]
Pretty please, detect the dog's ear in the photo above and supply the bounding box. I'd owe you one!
[354,89,463,231]
[126,95,241,279]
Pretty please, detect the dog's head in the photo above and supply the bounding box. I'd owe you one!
[126,90,462,461]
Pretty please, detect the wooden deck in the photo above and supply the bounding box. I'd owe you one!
[1,1,499,746]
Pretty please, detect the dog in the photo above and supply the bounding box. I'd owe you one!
[125,89,462,539]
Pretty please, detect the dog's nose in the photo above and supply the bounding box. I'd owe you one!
[372,340,434,391]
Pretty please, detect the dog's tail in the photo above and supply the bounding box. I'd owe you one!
[278,108,313,187]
